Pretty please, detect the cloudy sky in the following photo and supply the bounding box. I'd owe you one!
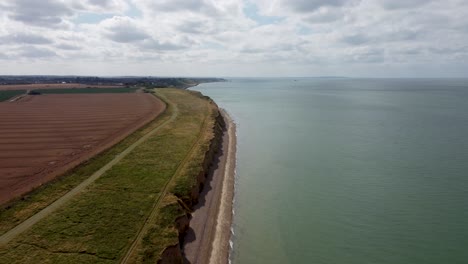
[0,0,467,77]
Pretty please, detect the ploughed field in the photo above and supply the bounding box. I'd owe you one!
[0,93,164,204]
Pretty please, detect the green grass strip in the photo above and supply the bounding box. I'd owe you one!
[0,90,26,102]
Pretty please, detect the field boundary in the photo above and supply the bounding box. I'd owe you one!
[0,93,176,246]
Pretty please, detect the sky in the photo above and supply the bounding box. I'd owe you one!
[0,0,467,77]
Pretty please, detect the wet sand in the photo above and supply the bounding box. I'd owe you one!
[183,109,236,264]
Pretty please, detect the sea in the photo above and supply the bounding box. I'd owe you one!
[192,78,468,264]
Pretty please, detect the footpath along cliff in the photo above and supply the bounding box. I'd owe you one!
[156,92,230,264]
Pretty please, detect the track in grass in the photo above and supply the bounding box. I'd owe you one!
[119,91,208,263]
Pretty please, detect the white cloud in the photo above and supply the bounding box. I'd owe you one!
[283,0,350,13]
[304,7,344,24]
[0,0,466,77]
[18,46,57,58]
[73,0,129,13]
[3,0,73,28]
[100,16,149,43]
[377,0,429,10]
[0,33,53,45]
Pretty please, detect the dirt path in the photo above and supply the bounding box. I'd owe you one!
[0,93,176,246]
[183,109,236,264]
[120,98,210,264]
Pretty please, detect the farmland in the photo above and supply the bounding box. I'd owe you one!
[0,90,26,102]
[0,83,123,91]
[0,93,165,204]
[33,87,139,94]
[0,76,225,90]
[0,89,221,263]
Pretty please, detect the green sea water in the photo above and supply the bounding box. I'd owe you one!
[193,78,468,264]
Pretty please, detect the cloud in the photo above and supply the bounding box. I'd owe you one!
[252,0,353,16]
[429,46,468,55]
[55,43,82,50]
[135,0,245,20]
[344,47,385,63]
[3,0,73,28]
[0,33,53,45]
[71,0,129,13]
[284,0,349,13]
[176,20,213,34]
[340,29,423,46]
[0,53,11,60]
[378,0,429,10]
[144,0,211,12]
[100,16,149,43]
[97,15,192,51]
[135,0,225,18]
[18,46,57,58]
[140,39,188,51]
[304,6,344,23]
[0,0,467,77]
[341,34,370,45]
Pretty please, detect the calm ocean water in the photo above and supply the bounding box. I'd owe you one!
[193,78,468,264]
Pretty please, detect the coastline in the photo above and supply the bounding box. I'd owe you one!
[182,108,236,264]
[209,109,236,264]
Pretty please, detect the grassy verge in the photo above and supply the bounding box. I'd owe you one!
[137,194,186,263]
[0,89,218,263]
[33,87,138,94]
[129,91,222,263]
[0,90,26,102]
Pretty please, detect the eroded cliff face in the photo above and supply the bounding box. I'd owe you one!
[190,110,226,205]
[158,245,183,264]
[158,105,226,263]
[175,213,190,244]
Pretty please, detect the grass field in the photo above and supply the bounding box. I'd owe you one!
[0,89,219,263]
[0,90,25,102]
[33,87,138,94]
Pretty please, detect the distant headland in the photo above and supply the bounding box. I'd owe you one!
[0,75,226,89]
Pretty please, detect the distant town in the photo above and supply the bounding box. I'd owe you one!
[0,75,225,89]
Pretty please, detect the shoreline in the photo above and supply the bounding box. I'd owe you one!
[209,109,236,264]
[182,108,236,264]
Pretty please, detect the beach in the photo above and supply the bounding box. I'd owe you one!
[183,109,236,264]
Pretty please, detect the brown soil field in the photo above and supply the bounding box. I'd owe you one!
[0,93,165,205]
[0,83,123,91]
